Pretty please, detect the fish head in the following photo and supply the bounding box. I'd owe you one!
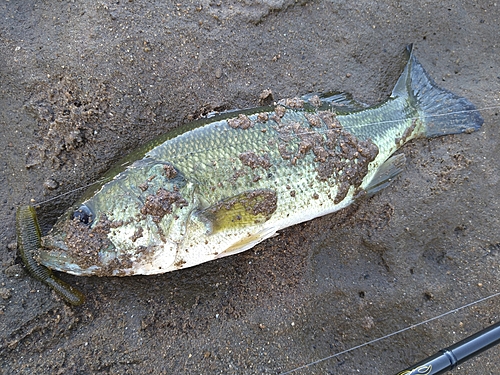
[38,160,195,276]
[38,202,111,276]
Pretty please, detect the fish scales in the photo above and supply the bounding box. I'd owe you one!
[151,111,340,201]
[27,45,482,278]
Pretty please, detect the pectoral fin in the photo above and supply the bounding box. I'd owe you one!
[200,189,278,234]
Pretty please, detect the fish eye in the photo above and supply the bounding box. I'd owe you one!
[73,205,93,225]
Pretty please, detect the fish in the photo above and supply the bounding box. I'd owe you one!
[22,45,483,280]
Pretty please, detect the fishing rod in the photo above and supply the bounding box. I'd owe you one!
[395,320,500,375]
[278,293,500,375]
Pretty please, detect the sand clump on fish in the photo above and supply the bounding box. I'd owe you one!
[16,45,483,304]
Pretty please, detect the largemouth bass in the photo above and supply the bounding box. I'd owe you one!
[24,45,483,279]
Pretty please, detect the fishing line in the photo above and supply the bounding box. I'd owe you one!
[305,102,500,132]
[30,104,500,208]
[278,290,500,375]
[32,178,108,207]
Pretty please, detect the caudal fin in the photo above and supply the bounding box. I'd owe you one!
[392,45,484,137]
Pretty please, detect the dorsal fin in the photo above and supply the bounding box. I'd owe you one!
[302,91,369,113]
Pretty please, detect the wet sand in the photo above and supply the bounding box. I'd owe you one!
[1,1,499,373]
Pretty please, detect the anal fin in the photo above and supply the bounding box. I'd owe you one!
[365,154,406,196]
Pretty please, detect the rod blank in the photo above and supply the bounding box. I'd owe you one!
[395,321,500,375]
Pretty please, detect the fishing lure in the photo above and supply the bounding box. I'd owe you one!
[16,206,84,305]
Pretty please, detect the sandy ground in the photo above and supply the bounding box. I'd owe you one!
[1,1,499,374]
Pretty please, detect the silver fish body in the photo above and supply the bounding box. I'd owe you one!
[37,46,483,276]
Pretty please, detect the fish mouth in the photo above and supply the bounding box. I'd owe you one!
[38,233,88,275]
[38,227,101,276]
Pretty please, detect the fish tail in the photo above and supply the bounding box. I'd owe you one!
[393,44,484,137]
